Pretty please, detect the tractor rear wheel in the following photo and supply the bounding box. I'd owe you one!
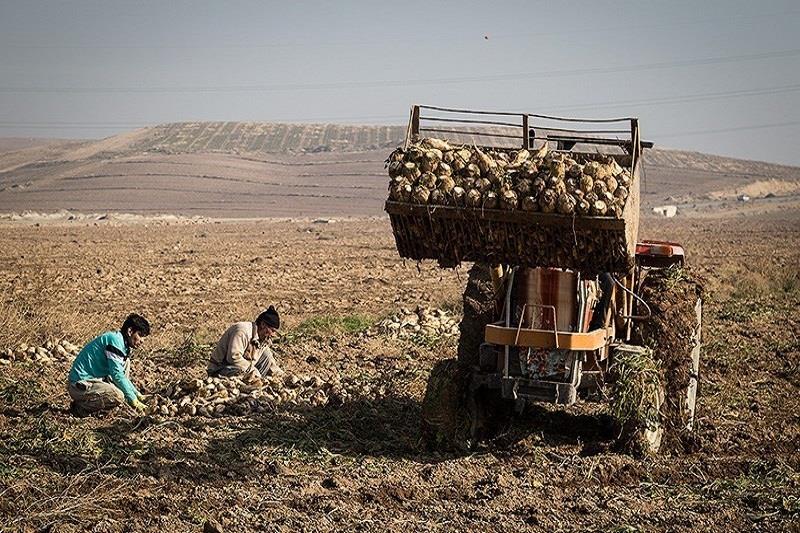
[457,263,497,368]
[422,263,515,451]
[458,263,515,437]
[421,359,473,451]
[421,359,515,452]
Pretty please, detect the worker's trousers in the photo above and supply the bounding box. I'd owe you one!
[68,359,130,415]
[207,349,282,380]
[68,378,125,415]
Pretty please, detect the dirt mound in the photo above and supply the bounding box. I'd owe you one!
[632,266,704,453]
[737,179,800,198]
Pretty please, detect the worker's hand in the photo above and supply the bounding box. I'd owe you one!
[137,392,149,403]
[130,398,149,414]
[243,346,256,361]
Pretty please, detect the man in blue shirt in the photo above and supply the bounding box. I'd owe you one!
[67,314,151,416]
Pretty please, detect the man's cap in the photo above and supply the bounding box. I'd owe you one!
[257,305,280,330]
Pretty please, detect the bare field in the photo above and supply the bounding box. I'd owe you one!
[0,211,798,532]
[0,151,389,218]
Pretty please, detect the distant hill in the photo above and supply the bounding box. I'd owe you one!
[0,137,73,155]
[129,122,407,155]
[0,122,798,218]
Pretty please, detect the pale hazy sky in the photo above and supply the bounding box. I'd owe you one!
[1,0,799,165]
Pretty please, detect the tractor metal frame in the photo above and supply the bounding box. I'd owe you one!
[471,246,685,409]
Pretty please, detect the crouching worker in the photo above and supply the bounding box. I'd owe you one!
[67,313,150,416]
[207,306,282,382]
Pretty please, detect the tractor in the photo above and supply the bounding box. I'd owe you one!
[385,105,703,454]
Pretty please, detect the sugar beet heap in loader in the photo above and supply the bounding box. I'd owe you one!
[384,105,702,455]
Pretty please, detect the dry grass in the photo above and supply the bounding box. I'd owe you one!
[2,468,132,531]
[0,276,102,350]
[609,347,662,432]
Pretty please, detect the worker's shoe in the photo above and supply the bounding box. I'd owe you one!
[69,400,90,418]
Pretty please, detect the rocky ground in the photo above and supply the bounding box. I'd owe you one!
[0,212,798,532]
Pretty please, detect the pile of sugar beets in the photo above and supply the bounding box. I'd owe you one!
[371,306,460,340]
[0,339,80,365]
[386,138,634,217]
[147,373,370,417]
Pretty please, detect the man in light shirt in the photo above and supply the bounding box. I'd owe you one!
[207,306,282,381]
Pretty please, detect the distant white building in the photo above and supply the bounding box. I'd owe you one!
[652,205,677,217]
[737,194,751,202]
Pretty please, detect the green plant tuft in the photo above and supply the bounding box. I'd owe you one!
[278,313,374,343]
[610,347,662,432]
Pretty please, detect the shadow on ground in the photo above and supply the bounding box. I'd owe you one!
[488,403,618,456]
[8,394,623,484]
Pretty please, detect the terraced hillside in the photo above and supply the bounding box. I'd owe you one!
[0,122,798,218]
[130,122,407,155]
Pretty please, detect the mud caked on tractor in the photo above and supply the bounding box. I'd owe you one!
[384,105,703,454]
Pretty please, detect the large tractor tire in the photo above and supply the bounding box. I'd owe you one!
[631,266,704,453]
[457,263,515,440]
[422,264,511,451]
[421,359,515,452]
[421,359,473,452]
[457,263,498,368]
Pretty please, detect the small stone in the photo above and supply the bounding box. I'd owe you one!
[321,476,341,490]
[267,460,290,476]
[203,519,224,533]
[311,390,328,407]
